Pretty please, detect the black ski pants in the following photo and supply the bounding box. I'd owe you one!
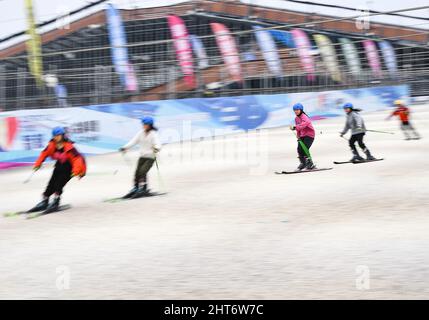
[349,132,367,152]
[297,136,314,163]
[43,162,72,197]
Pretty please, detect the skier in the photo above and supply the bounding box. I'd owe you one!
[31,127,86,213]
[340,103,376,162]
[119,116,161,199]
[289,103,316,170]
[386,100,420,140]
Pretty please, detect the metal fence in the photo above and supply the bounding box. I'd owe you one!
[0,3,428,111]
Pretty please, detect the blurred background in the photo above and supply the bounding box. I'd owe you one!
[0,0,428,111]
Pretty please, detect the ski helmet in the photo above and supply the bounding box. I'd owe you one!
[141,116,154,125]
[343,103,353,110]
[292,103,304,111]
[52,126,65,136]
[394,99,403,106]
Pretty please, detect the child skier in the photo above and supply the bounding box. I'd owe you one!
[119,116,161,199]
[386,100,420,140]
[340,103,376,162]
[289,103,316,170]
[31,127,86,213]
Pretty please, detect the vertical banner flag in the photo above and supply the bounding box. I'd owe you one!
[106,4,138,91]
[210,23,243,83]
[253,26,283,77]
[379,41,398,76]
[24,0,43,87]
[313,34,342,82]
[291,29,315,81]
[189,35,209,69]
[339,38,362,77]
[167,16,195,87]
[363,40,382,77]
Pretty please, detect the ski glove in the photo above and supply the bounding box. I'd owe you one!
[289,125,296,131]
[33,165,41,171]
[119,147,126,153]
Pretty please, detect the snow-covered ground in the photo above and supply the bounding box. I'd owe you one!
[1,104,428,299]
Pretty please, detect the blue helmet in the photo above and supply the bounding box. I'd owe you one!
[52,126,65,136]
[292,103,304,111]
[343,103,353,109]
[141,116,154,125]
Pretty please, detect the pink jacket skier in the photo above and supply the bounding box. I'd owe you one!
[290,103,316,171]
[295,112,316,139]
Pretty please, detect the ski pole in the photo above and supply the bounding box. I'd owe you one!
[291,127,312,160]
[23,170,35,184]
[121,152,133,167]
[366,129,395,135]
[113,150,133,175]
[154,157,165,192]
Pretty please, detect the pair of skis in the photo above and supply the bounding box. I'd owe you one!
[103,191,167,203]
[3,190,167,219]
[276,158,384,174]
[333,158,384,165]
[275,167,333,175]
[3,204,72,220]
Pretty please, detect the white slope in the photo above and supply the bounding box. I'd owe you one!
[0,104,428,299]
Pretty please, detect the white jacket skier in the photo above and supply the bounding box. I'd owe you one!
[119,116,161,198]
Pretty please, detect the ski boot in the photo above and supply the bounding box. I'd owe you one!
[123,184,139,199]
[350,150,365,163]
[305,158,316,170]
[296,158,306,171]
[28,198,49,213]
[364,148,376,161]
[44,196,60,214]
[131,183,150,199]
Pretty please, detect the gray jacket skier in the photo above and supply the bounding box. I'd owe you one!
[340,103,376,162]
[340,110,366,136]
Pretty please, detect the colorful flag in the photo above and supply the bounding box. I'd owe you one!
[379,41,398,76]
[106,3,138,91]
[339,38,362,77]
[189,35,209,69]
[24,0,43,87]
[253,26,283,77]
[210,23,243,83]
[291,29,316,81]
[363,40,382,77]
[167,15,195,87]
[313,34,342,82]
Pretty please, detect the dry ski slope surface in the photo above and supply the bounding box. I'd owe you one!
[1,104,429,299]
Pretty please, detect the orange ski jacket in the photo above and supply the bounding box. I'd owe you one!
[390,106,410,122]
[34,140,86,177]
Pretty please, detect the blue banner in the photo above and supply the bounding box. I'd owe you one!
[1,85,409,169]
[379,41,398,77]
[106,4,138,91]
[253,26,283,77]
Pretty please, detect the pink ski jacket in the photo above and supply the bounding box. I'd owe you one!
[295,113,315,138]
